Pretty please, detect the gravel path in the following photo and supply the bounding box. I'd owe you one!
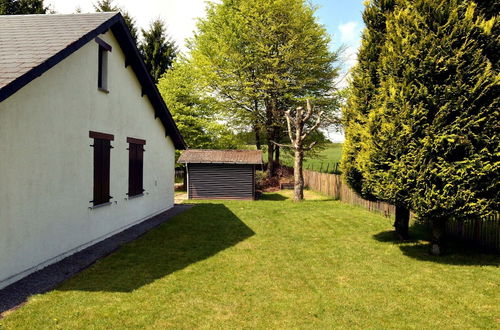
[0,204,194,316]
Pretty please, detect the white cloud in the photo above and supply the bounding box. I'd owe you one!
[338,21,359,43]
[46,0,211,52]
[335,21,363,88]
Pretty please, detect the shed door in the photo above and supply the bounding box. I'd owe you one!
[188,164,254,200]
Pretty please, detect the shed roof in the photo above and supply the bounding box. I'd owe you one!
[0,13,186,149]
[178,149,263,165]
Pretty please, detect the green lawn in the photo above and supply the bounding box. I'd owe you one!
[282,143,343,172]
[1,191,499,328]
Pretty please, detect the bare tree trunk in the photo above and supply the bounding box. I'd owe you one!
[254,124,261,150]
[272,99,323,199]
[394,205,410,240]
[431,218,447,255]
[265,98,276,178]
[275,145,280,167]
[267,139,275,178]
[294,149,304,201]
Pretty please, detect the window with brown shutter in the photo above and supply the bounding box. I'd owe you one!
[90,131,114,206]
[127,137,146,197]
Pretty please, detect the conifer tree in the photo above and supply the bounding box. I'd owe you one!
[341,0,413,238]
[94,0,139,45]
[0,0,47,14]
[342,0,395,196]
[139,19,177,83]
[348,0,499,252]
[389,0,499,254]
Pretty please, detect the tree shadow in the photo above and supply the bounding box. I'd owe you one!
[260,193,289,201]
[373,223,500,267]
[59,203,255,292]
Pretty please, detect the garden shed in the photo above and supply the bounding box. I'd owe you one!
[178,150,263,200]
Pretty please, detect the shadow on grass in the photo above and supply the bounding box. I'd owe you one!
[373,224,500,266]
[260,193,289,201]
[60,203,255,293]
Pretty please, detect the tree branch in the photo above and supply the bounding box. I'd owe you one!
[284,110,294,145]
[303,99,314,122]
[303,141,318,151]
[301,111,324,141]
[271,140,292,148]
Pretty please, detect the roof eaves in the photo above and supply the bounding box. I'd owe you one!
[110,19,186,150]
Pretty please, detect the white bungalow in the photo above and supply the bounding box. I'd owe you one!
[0,12,186,289]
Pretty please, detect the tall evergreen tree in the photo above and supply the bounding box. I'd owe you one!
[342,0,395,196]
[389,0,498,254]
[0,0,47,14]
[347,0,499,252]
[190,0,339,177]
[94,0,139,45]
[341,0,413,238]
[139,19,177,84]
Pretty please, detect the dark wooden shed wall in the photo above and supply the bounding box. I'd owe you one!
[187,164,255,200]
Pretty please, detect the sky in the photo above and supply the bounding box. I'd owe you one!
[45,0,365,141]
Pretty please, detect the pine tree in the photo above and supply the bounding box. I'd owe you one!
[0,0,47,14]
[94,0,139,45]
[139,19,177,84]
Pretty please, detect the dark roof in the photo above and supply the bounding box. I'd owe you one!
[0,13,186,149]
[178,149,263,165]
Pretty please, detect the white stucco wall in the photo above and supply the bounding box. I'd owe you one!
[0,31,176,289]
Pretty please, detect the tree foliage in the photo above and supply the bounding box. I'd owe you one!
[341,0,396,199]
[189,0,339,175]
[0,0,47,14]
[157,59,242,150]
[343,0,499,251]
[139,19,177,84]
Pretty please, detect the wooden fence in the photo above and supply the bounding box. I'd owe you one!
[446,215,500,251]
[303,170,396,218]
[303,169,500,251]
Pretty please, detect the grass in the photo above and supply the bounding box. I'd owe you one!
[281,143,343,172]
[1,191,499,328]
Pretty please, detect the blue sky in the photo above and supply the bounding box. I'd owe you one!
[312,0,365,83]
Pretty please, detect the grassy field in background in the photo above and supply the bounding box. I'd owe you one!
[2,190,499,328]
[281,143,343,172]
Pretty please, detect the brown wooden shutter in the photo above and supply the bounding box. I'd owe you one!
[90,131,114,206]
[127,137,146,196]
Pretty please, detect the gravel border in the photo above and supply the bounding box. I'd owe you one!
[0,204,194,316]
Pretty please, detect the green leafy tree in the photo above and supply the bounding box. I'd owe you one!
[157,59,242,150]
[190,0,339,177]
[139,19,177,84]
[94,0,139,45]
[0,0,47,14]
